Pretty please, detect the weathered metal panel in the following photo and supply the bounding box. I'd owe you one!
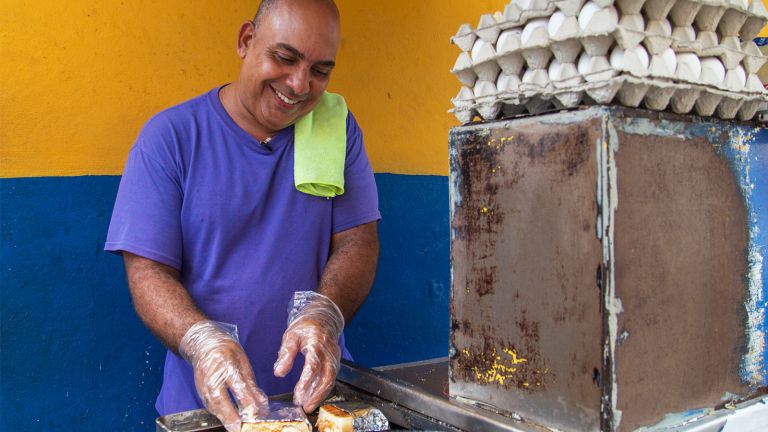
[449,112,605,431]
[611,116,750,431]
[448,107,767,432]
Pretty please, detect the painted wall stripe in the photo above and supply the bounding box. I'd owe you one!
[0,173,451,428]
[345,173,451,366]
[1,1,508,178]
[0,176,165,430]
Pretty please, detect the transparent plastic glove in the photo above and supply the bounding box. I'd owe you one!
[179,321,269,432]
[273,291,345,412]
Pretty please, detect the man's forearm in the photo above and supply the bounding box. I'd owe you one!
[123,252,207,354]
[317,221,379,323]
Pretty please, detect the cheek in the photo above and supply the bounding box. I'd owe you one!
[309,79,329,98]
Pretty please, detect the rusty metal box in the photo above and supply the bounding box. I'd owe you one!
[448,107,767,431]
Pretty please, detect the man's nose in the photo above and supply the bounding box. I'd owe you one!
[286,67,310,96]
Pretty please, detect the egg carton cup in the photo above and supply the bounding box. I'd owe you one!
[554,0,588,17]
[498,1,559,31]
[669,0,703,48]
[500,91,561,115]
[451,24,478,52]
[450,72,768,123]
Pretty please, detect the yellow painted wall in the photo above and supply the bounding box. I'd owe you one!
[3,1,766,177]
[761,0,768,36]
[1,0,252,178]
[1,0,506,178]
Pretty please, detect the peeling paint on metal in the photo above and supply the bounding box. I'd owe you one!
[538,106,609,126]
[635,408,713,431]
[616,112,733,148]
[724,126,767,387]
[636,397,768,431]
[449,138,463,238]
[599,117,623,430]
[618,117,688,140]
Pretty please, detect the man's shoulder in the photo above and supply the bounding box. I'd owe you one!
[130,87,220,164]
[140,88,217,137]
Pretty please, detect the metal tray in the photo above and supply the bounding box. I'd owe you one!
[156,393,296,432]
[156,409,225,432]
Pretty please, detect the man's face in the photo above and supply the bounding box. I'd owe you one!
[235,0,341,137]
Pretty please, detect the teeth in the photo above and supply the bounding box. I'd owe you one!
[273,88,299,105]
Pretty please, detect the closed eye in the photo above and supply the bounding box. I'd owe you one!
[273,51,296,64]
[312,67,331,77]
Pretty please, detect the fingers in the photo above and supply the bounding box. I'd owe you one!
[229,356,270,419]
[293,347,339,412]
[310,356,338,411]
[222,420,242,432]
[235,379,270,420]
[199,378,241,432]
[278,321,342,412]
[292,351,320,408]
[273,331,300,377]
[193,337,269,429]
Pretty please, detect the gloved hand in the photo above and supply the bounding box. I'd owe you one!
[179,321,270,432]
[273,291,345,412]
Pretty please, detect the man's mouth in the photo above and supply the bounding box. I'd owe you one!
[271,86,301,106]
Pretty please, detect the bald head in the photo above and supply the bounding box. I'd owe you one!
[252,0,339,29]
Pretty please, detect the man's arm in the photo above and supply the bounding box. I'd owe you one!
[317,220,379,322]
[274,221,379,412]
[123,252,268,431]
[123,252,205,352]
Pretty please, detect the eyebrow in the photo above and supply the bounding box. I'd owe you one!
[273,43,336,68]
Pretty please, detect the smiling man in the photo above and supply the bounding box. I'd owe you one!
[105,1,380,431]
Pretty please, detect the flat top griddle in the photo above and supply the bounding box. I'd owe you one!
[157,359,768,432]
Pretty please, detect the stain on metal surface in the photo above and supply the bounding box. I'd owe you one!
[452,324,552,390]
[449,111,605,432]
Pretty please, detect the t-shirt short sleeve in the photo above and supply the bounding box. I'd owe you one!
[105,120,184,270]
[331,113,381,233]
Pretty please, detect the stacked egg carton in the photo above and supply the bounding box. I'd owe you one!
[450,0,768,123]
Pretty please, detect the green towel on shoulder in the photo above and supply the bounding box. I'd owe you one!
[294,92,348,198]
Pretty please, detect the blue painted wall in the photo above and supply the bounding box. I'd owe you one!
[345,174,451,366]
[0,176,165,430]
[0,173,451,429]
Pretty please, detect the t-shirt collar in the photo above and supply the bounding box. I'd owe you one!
[208,85,293,153]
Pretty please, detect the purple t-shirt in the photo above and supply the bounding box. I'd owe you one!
[105,86,380,415]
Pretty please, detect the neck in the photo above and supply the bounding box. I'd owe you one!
[219,83,273,142]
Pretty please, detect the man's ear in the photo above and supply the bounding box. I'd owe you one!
[237,21,255,59]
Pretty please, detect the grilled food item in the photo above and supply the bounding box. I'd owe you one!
[316,402,389,432]
[240,420,310,432]
[316,404,354,432]
[241,402,312,432]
